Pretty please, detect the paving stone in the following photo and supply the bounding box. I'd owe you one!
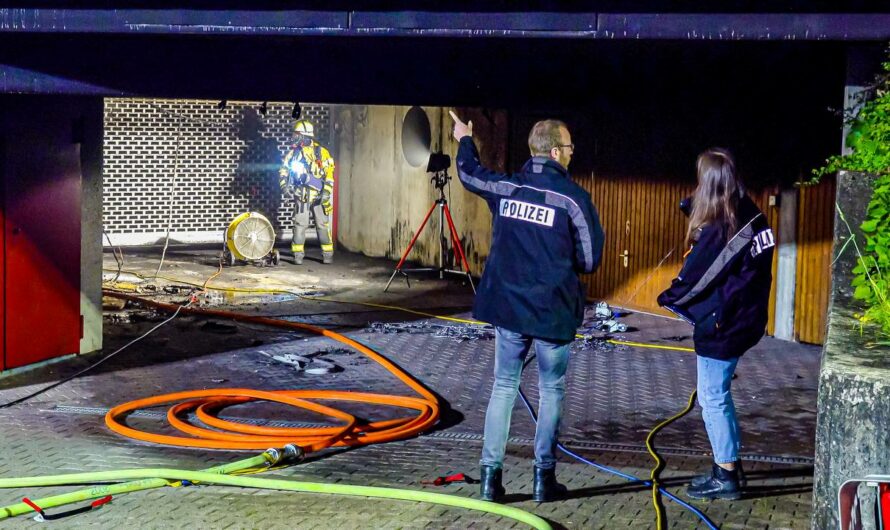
[0,251,819,528]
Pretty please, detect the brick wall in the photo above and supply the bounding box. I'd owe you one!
[103,98,330,245]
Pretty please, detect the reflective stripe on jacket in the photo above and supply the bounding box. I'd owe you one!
[279,141,335,203]
[456,136,605,342]
[658,195,774,359]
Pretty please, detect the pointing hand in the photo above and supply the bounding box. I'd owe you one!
[449,110,473,140]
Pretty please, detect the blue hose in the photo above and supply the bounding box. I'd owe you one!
[516,361,719,530]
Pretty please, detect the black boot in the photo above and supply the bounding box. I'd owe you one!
[686,464,741,501]
[532,466,568,502]
[691,460,746,488]
[480,465,505,502]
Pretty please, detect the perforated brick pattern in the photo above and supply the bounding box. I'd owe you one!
[103,98,331,243]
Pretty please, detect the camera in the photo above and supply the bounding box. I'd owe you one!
[679,197,692,217]
[426,152,451,173]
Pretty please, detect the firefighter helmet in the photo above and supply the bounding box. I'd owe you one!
[294,119,315,137]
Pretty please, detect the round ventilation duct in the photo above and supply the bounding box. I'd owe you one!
[401,106,432,168]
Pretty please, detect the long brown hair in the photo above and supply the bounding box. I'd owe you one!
[686,148,741,246]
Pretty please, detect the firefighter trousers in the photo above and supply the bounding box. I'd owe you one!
[292,200,333,260]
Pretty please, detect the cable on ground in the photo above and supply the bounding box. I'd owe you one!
[94,268,711,527]
[518,355,717,530]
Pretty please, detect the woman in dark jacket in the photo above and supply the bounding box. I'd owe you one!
[658,148,775,501]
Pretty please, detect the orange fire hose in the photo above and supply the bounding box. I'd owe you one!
[103,292,440,453]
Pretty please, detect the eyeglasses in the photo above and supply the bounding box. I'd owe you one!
[555,143,575,151]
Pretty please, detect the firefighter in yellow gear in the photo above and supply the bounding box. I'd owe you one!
[279,119,335,264]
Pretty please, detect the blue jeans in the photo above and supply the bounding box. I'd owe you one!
[697,355,741,464]
[481,327,571,470]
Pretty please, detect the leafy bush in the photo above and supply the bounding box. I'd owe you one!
[815,49,890,340]
[849,177,890,339]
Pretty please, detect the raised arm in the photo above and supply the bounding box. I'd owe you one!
[451,111,511,201]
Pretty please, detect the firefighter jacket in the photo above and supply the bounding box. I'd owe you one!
[279,140,335,211]
[456,136,605,342]
[658,195,775,360]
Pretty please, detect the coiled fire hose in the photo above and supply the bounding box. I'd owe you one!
[98,287,711,529]
[0,292,553,529]
[99,276,714,528]
[102,292,440,451]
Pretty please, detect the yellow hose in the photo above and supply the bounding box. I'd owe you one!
[644,389,699,529]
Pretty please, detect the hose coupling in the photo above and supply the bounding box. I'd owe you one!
[263,448,282,466]
[281,443,305,464]
[262,445,304,466]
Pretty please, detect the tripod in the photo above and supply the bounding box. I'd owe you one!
[384,170,476,293]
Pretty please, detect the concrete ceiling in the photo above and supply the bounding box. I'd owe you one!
[0,6,885,107]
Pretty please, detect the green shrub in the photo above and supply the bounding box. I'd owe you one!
[815,49,890,340]
[850,176,890,339]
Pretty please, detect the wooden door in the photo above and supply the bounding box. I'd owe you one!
[794,176,835,344]
[576,174,781,333]
[577,175,695,315]
[749,188,782,337]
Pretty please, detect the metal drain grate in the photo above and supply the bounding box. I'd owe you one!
[425,430,813,465]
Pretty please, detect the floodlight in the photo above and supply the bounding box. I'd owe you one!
[426,152,451,174]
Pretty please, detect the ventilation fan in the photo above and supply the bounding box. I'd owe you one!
[221,212,280,266]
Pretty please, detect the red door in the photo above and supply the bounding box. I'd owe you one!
[2,100,82,369]
[0,135,5,371]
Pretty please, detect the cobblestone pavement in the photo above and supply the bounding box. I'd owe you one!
[0,250,819,528]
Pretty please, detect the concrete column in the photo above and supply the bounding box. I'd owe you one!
[812,44,888,530]
[813,172,890,530]
[80,97,104,354]
[772,188,797,341]
[334,105,498,273]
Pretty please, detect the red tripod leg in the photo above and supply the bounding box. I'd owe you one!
[385,201,440,292]
[442,203,471,274]
[394,201,438,270]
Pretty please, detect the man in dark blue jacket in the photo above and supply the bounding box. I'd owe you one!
[450,111,604,503]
